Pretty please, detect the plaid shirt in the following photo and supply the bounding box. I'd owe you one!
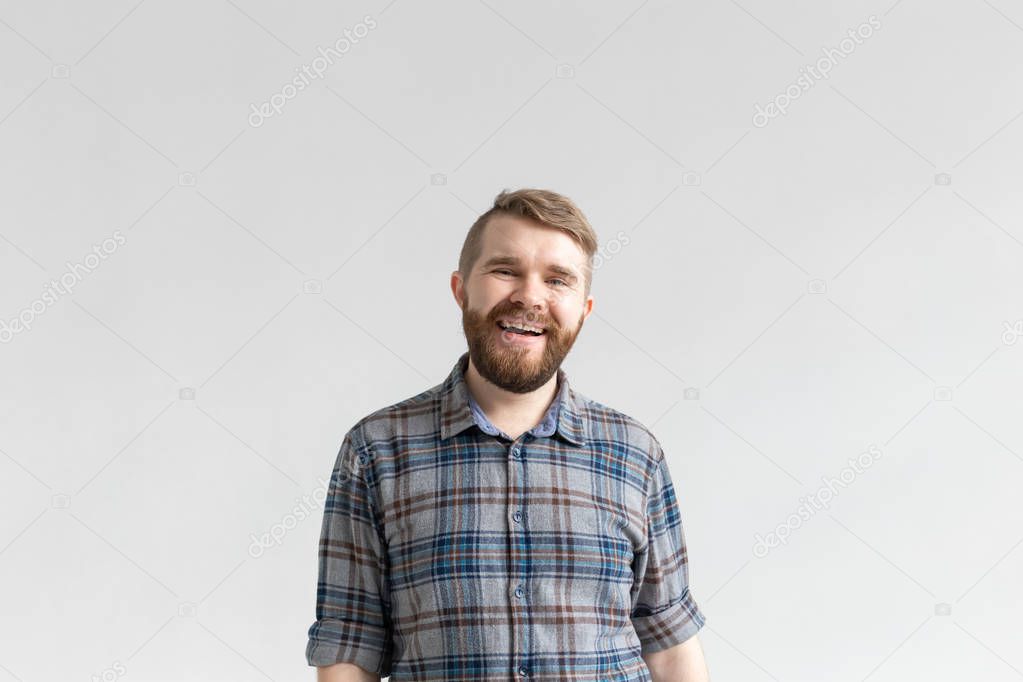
[306,351,706,681]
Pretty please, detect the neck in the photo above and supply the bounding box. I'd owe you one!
[463,357,559,431]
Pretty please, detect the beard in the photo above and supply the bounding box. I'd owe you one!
[460,294,584,394]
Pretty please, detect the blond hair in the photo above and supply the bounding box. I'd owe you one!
[458,188,598,297]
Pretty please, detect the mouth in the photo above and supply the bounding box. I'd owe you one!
[496,320,546,337]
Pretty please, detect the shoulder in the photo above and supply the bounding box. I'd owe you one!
[573,390,665,472]
[345,381,445,447]
[331,382,445,480]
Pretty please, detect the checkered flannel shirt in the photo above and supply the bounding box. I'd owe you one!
[306,351,705,680]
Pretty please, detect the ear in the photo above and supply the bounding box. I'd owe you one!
[581,294,594,321]
[451,270,465,308]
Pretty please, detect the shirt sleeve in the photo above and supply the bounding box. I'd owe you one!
[306,430,394,675]
[630,445,706,654]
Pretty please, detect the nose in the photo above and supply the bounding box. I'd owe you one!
[510,273,549,314]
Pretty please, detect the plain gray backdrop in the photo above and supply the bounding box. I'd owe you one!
[1,0,1022,680]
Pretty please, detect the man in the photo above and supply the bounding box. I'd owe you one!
[307,188,709,681]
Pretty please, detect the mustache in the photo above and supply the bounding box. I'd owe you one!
[487,308,554,330]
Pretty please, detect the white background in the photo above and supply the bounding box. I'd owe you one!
[1,1,1022,680]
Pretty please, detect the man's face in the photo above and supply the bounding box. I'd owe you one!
[452,214,594,394]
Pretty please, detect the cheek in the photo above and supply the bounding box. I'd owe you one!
[480,283,513,307]
[551,303,581,329]
[467,288,501,316]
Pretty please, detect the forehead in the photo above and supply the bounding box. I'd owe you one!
[477,214,586,271]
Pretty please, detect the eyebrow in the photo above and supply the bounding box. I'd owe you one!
[480,255,580,283]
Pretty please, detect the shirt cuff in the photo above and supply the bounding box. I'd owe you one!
[306,617,392,675]
[632,588,706,654]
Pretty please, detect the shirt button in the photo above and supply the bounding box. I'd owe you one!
[512,510,522,524]
[514,584,524,599]
[518,665,529,676]
[511,447,521,458]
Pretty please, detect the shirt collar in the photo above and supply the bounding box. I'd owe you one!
[467,384,559,438]
[439,351,587,446]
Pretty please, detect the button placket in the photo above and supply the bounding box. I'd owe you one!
[508,438,530,678]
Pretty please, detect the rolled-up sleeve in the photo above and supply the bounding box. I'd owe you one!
[630,446,706,654]
[306,430,394,674]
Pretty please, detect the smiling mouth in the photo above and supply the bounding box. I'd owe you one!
[496,320,546,337]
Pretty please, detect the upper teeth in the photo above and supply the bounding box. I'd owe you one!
[499,321,544,334]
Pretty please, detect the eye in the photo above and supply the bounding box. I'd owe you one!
[549,279,568,287]
[494,269,514,276]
